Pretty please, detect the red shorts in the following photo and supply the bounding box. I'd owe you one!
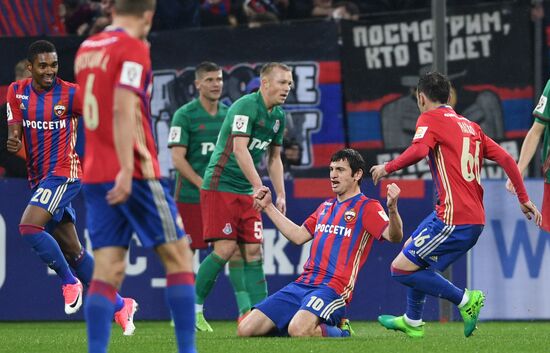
[542,183,550,233]
[200,189,263,244]
[177,202,208,250]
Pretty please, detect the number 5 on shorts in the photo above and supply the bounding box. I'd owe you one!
[254,221,263,240]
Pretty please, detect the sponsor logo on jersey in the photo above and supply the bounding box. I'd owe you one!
[248,137,272,151]
[54,102,66,117]
[120,61,143,89]
[232,115,249,133]
[344,209,357,222]
[223,223,233,235]
[23,119,67,130]
[273,119,280,133]
[535,95,547,114]
[315,223,352,237]
[413,126,428,140]
[168,126,181,143]
[200,142,216,155]
[16,94,28,100]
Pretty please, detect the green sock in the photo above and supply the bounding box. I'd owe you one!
[229,259,251,316]
[195,252,227,305]
[244,259,268,306]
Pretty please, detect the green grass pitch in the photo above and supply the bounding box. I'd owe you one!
[0,321,549,353]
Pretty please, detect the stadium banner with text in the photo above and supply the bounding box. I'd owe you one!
[0,21,344,177]
[341,2,534,151]
[470,180,550,320]
[0,178,450,321]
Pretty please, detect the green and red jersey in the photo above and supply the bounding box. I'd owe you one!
[532,80,550,183]
[202,91,285,195]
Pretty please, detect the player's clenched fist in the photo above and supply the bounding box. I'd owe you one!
[7,129,22,153]
[386,183,400,210]
[254,186,272,210]
[370,164,388,185]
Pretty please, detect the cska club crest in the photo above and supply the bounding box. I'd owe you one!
[54,102,66,117]
[273,119,280,133]
[344,209,357,223]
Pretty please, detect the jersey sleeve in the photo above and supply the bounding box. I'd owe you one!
[72,84,82,117]
[302,202,325,236]
[168,108,190,147]
[411,112,437,148]
[115,41,149,95]
[228,100,257,137]
[362,200,389,240]
[6,83,23,125]
[533,79,550,122]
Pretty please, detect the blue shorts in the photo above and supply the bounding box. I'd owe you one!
[254,282,346,335]
[403,212,484,271]
[29,176,80,226]
[83,179,185,250]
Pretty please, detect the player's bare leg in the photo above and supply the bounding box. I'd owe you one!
[155,238,196,351]
[52,220,83,260]
[288,310,322,337]
[19,205,83,314]
[237,309,277,337]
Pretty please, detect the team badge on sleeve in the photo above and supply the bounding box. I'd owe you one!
[535,95,547,114]
[273,119,280,133]
[168,126,182,143]
[413,126,428,140]
[232,115,249,133]
[120,61,143,88]
[6,102,13,121]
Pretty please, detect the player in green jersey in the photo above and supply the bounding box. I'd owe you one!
[506,78,550,232]
[195,62,292,331]
[168,62,257,329]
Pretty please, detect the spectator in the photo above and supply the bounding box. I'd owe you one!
[331,1,359,21]
[200,0,238,27]
[89,0,115,35]
[63,0,101,36]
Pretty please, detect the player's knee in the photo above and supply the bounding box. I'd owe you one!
[237,320,255,337]
[287,322,312,337]
[213,241,238,260]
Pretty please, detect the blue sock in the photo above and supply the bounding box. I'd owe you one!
[85,280,117,353]
[406,288,426,321]
[320,324,348,337]
[391,266,464,305]
[166,272,196,353]
[67,248,124,312]
[20,224,77,285]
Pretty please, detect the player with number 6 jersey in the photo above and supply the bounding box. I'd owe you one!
[370,71,541,339]
[75,1,196,352]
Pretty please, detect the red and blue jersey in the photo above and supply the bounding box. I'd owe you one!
[299,193,389,303]
[6,77,82,188]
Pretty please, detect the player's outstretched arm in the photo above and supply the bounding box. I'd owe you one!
[233,135,264,209]
[370,143,430,185]
[267,145,286,215]
[505,121,545,194]
[6,124,22,153]
[106,87,136,205]
[382,183,403,243]
[254,186,312,245]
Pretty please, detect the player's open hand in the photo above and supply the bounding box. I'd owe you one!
[254,186,272,211]
[386,183,401,210]
[106,169,132,205]
[505,178,516,195]
[370,164,388,185]
[520,200,542,227]
[7,129,22,153]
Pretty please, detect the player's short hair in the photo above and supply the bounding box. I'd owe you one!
[27,40,56,63]
[417,71,451,104]
[114,0,156,16]
[195,61,221,80]
[260,62,291,78]
[14,59,30,80]
[330,148,365,184]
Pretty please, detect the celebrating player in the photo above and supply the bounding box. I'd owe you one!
[370,71,542,338]
[238,148,403,337]
[506,78,550,232]
[6,40,136,334]
[195,62,290,331]
[74,1,196,352]
[168,61,254,325]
